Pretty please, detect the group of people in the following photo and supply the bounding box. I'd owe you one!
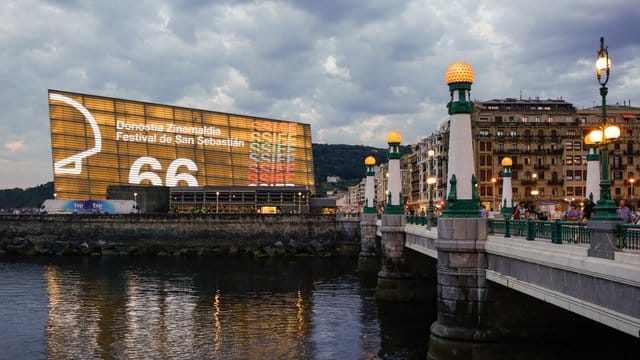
[511,198,640,224]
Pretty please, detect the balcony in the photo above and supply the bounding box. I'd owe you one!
[547,179,564,186]
[534,164,550,170]
[520,179,538,185]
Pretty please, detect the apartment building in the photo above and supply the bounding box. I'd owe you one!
[351,98,640,215]
[404,98,640,213]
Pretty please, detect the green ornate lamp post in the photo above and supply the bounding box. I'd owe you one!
[363,156,377,214]
[588,36,620,221]
[587,37,622,259]
[384,130,404,214]
[442,61,480,217]
[500,157,513,218]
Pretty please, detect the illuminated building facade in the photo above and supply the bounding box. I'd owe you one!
[48,90,315,200]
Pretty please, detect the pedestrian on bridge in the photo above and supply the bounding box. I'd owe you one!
[617,199,631,223]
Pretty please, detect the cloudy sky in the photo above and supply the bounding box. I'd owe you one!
[1,0,639,189]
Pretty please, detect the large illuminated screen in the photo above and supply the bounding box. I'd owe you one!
[48,90,315,199]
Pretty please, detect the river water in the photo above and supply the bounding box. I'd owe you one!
[0,256,638,359]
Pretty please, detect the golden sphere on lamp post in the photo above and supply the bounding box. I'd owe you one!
[364,156,376,166]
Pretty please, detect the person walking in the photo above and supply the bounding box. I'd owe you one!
[566,203,582,223]
[550,203,564,220]
[617,199,631,223]
[581,198,595,222]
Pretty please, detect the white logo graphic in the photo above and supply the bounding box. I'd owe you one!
[50,93,102,175]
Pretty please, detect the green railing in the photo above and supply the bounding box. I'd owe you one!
[404,216,639,251]
[617,224,640,250]
[487,219,589,245]
[405,215,437,227]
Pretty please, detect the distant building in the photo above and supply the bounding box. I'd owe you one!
[326,175,342,183]
[365,98,640,214]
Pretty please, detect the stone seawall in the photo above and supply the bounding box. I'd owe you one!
[0,214,355,257]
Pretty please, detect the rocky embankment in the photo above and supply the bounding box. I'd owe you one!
[0,236,337,257]
[0,214,360,257]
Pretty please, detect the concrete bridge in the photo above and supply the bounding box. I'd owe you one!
[370,217,640,339]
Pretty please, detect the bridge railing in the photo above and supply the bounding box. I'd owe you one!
[617,224,640,251]
[406,215,437,227]
[405,215,639,251]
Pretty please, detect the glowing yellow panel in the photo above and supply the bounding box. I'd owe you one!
[48,90,314,199]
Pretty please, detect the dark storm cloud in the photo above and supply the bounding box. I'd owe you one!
[1,0,639,188]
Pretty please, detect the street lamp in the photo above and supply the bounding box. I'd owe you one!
[427,149,435,217]
[53,192,57,200]
[491,177,497,211]
[589,36,621,221]
[630,178,636,199]
[427,176,436,218]
[298,191,302,213]
[133,192,138,213]
[216,191,219,213]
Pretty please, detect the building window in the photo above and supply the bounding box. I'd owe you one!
[565,142,573,151]
[566,156,573,165]
[479,141,486,152]
[614,171,622,180]
[479,129,489,136]
[574,155,582,165]
[497,130,505,137]
[574,142,581,151]
[486,142,492,151]
[614,156,622,168]
[511,143,517,150]
[547,116,554,123]
[551,157,558,165]
[566,170,573,181]
[510,130,518,137]
[498,143,504,151]
[524,157,531,165]
[567,130,577,136]
[567,187,574,196]
[574,170,582,181]
[522,116,528,123]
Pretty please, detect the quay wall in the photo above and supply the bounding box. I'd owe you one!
[0,214,353,257]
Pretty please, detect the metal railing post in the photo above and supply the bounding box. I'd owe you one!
[504,218,511,238]
[526,219,535,241]
[551,220,562,244]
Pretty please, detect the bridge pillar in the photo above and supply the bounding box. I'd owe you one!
[358,212,380,272]
[430,217,494,340]
[376,131,429,300]
[377,213,429,300]
[587,220,619,259]
[358,156,381,272]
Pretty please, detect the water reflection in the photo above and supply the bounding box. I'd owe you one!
[3,256,639,359]
[1,257,431,359]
